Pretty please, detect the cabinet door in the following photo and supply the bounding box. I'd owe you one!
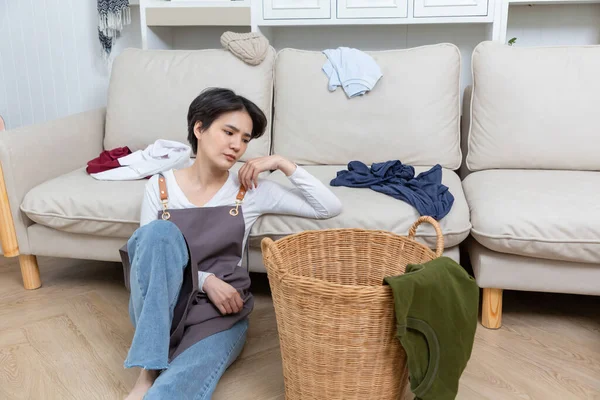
[263,0,331,19]
[337,0,407,18]
[413,0,488,17]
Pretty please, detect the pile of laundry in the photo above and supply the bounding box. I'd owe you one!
[321,47,383,98]
[330,160,454,220]
[86,139,192,180]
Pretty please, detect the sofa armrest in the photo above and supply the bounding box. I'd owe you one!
[0,108,105,255]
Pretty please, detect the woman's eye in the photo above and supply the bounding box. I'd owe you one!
[224,130,233,136]
[243,139,250,144]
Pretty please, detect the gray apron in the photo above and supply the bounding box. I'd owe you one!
[120,174,254,362]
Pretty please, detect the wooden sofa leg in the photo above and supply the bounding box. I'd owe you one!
[0,156,40,289]
[482,288,502,329]
[19,255,41,290]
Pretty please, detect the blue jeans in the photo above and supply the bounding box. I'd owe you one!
[124,220,248,399]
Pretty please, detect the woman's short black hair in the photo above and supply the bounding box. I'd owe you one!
[187,87,268,154]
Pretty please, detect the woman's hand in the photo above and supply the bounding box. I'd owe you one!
[203,275,244,315]
[238,155,297,190]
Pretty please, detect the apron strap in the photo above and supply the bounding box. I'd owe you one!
[236,185,247,201]
[157,172,246,218]
[159,174,244,203]
[158,174,169,201]
[158,174,170,220]
[230,184,247,216]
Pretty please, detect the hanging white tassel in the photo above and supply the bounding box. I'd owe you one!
[98,1,132,63]
[99,6,131,38]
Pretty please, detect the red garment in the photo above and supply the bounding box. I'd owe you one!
[86,146,132,174]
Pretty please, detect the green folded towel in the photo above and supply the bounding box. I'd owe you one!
[384,256,479,400]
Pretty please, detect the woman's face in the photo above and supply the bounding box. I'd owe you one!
[195,110,253,170]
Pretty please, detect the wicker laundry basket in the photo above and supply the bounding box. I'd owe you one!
[260,216,444,400]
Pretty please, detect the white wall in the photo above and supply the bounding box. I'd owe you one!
[0,0,140,130]
[173,26,252,49]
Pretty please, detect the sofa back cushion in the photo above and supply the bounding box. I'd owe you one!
[467,41,600,171]
[104,47,275,161]
[272,44,462,169]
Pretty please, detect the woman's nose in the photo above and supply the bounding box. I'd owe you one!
[230,138,241,151]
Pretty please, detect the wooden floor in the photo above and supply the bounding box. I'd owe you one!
[0,255,599,400]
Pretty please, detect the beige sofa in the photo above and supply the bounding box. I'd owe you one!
[0,43,471,292]
[462,41,600,329]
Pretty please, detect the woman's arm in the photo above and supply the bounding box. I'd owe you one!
[239,155,343,218]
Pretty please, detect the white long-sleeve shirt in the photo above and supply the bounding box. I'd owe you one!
[140,165,343,291]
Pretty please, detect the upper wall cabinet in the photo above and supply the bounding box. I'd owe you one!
[257,0,493,24]
[263,0,331,19]
[413,0,488,17]
[337,0,408,18]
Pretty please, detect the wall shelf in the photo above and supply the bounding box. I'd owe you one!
[144,1,251,26]
[255,15,494,26]
[145,0,249,8]
[493,0,600,44]
[509,0,599,3]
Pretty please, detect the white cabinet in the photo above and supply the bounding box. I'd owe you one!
[263,0,331,19]
[413,0,488,17]
[257,0,493,23]
[337,0,407,18]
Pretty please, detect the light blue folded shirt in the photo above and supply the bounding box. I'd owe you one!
[322,47,383,98]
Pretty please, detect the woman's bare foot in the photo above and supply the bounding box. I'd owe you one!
[125,368,160,400]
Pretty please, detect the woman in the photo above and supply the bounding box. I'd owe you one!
[124,87,342,400]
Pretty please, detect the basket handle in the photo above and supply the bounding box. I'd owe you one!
[261,237,286,275]
[408,216,444,258]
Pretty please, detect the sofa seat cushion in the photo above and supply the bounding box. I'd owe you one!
[463,170,600,264]
[19,163,256,239]
[21,168,146,238]
[22,164,471,249]
[249,165,471,249]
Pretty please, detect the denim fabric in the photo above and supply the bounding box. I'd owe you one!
[145,318,248,400]
[125,220,189,370]
[123,219,248,399]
